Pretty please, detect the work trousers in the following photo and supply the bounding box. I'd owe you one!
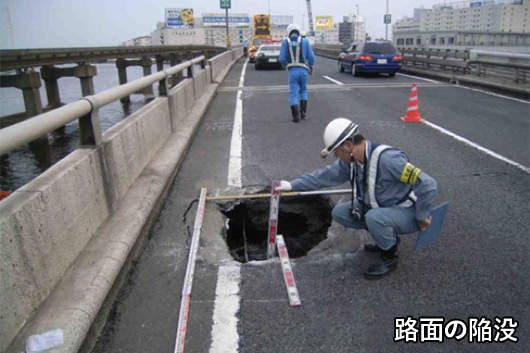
[331,202,420,250]
[288,67,308,106]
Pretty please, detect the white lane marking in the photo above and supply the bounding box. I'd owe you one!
[454,85,530,104]
[323,76,344,85]
[209,263,241,353]
[397,72,440,83]
[423,120,530,174]
[228,59,248,187]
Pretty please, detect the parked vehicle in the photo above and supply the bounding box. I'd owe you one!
[254,44,282,70]
[249,36,273,63]
[338,40,402,77]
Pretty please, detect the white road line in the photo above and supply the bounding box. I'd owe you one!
[454,84,530,104]
[397,72,440,83]
[323,76,344,85]
[209,263,241,353]
[228,59,248,187]
[423,120,530,174]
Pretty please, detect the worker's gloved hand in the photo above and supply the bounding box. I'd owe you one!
[275,180,292,192]
[308,66,313,75]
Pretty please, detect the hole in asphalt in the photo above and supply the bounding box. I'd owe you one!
[218,193,333,263]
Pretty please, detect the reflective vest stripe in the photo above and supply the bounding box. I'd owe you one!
[368,145,416,209]
[286,37,308,69]
[368,145,390,209]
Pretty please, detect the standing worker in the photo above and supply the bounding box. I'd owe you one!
[275,118,438,279]
[279,24,315,123]
[242,39,249,57]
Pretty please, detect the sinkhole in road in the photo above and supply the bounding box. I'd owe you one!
[218,195,333,263]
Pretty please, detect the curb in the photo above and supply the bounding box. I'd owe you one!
[6,58,240,353]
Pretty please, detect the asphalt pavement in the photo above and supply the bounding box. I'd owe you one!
[92,56,529,353]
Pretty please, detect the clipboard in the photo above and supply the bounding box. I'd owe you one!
[415,202,450,250]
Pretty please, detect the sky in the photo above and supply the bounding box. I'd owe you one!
[0,0,446,49]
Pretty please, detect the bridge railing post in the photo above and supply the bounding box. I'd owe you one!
[79,97,103,147]
[156,55,167,96]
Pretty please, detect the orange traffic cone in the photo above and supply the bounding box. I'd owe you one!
[400,83,424,123]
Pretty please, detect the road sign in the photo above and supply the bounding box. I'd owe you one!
[384,14,391,24]
[220,0,231,9]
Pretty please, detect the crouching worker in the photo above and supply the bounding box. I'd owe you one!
[275,118,437,279]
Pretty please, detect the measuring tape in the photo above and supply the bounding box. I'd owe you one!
[276,235,301,306]
[267,181,281,259]
[174,188,207,353]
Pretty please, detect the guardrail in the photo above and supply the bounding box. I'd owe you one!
[469,50,530,84]
[312,44,529,96]
[0,56,207,156]
[0,45,222,71]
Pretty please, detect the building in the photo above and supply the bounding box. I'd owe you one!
[338,14,366,45]
[148,13,293,47]
[121,36,151,46]
[315,24,340,44]
[394,0,530,49]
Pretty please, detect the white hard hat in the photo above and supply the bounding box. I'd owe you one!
[321,118,359,158]
[287,24,301,37]
[301,31,307,37]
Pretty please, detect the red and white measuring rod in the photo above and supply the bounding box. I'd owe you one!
[267,181,281,259]
[174,188,207,353]
[276,235,301,306]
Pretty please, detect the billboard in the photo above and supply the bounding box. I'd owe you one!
[166,8,194,28]
[315,16,333,29]
[202,13,250,27]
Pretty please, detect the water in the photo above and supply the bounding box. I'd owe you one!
[0,63,170,192]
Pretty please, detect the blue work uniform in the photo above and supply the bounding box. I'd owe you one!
[289,140,437,250]
[279,34,315,106]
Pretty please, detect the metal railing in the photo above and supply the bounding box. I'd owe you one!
[0,45,221,71]
[0,56,207,156]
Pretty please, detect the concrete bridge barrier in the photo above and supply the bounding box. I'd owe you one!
[0,48,243,353]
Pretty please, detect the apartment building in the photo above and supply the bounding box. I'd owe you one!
[394,0,529,49]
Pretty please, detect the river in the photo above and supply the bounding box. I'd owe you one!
[0,62,169,192]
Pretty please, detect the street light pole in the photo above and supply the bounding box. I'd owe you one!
[355,4,359,41]
[385,0,389,40]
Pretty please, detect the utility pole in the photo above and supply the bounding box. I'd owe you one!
[385,0,389,40]
[6,6,15,48]
[305,0,315,36]
[220,0,231,49]
[355,4,359,42]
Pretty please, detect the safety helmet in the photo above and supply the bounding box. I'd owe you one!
[286,24,301,37]
[301,31,307,37]
[321,118,359,158]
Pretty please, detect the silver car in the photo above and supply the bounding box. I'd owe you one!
[255,44,282,70]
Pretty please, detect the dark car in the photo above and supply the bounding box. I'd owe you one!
[255,44,282,70]
[338,40,402,77]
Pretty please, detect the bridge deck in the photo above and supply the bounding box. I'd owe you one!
[91,57,529,352]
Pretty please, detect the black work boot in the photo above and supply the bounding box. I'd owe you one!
[364,243,398,280]
[364,243,382,252]
[300,100,307,120]
[290,105,300,123]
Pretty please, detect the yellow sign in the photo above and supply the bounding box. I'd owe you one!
[254,14,270,36]
[315,15,333,29]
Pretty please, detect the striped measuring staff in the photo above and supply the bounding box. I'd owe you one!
[267,180,281,259]
[276,235,301,306]
[174,188,207,353]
